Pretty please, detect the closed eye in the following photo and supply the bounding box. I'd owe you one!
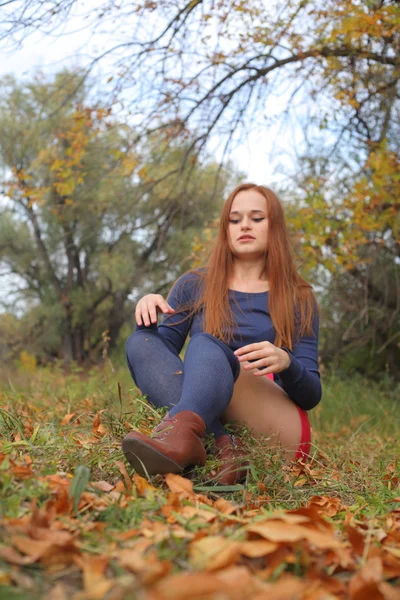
[229,217,265,224]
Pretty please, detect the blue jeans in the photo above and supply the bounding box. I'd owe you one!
[125,329,241,437]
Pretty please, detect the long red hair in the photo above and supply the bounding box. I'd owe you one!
[168,183,318,350]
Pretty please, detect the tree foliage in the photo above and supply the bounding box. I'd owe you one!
[1,0,399,375]
[0,72,235,363]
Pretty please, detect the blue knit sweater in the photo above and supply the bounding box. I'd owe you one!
[139,271,322,411]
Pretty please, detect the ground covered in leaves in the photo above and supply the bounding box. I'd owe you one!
[0,364,399,599]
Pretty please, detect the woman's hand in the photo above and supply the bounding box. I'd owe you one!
[234,341,291,375]
[135,294,176,326]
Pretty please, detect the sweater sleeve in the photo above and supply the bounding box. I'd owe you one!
[135,272,199,355]
[275,309,322,411]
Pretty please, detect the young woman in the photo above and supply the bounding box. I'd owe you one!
[122,183,321,485]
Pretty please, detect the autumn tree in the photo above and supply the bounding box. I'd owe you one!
[0,72,236,364]
[1,0,399,375]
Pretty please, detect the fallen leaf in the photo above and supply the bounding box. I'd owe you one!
[308,495,342,517]
[92,411,107,436]
[74,554,113,599]
[239,540,278,557]
[189,536,241,570]
[60,413,77,426]
[346,523,365,555]
[213,497,238,515]
[118,547,171,585]
[247,519,343,549]
[148,572,232,599]
[0,546,37,566]
[165,473,194,496]
[349,556,383,599]
[91,480,115,492]
[116,460,132,493]
[133,473,157,496]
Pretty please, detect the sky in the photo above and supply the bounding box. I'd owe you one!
[0,3,309,310]
[0,4,299,188]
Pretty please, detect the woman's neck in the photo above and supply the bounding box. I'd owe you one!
[229,259,269,292]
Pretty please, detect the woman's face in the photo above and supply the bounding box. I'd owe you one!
[228,189,268,259]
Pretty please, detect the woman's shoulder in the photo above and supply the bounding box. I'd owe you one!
[171,268,206,300]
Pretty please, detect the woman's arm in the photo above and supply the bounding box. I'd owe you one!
[135,272,198,355]
[276,311,321,411]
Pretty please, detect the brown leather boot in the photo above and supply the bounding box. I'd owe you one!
[209,434,249,486]
[122,411,207,477]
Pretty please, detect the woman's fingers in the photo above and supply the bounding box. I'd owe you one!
[253,366,276,376]
[244,358,270,371]
[135,295,175,326]
[149,303,158,323]
[135,304,143,326]
[160,299,175,314]
[135,299,153,326]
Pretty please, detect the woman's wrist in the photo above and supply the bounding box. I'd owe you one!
[280,348,292,371]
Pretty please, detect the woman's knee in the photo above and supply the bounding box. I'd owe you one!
[188,333,240,381]
[125,330,154,364]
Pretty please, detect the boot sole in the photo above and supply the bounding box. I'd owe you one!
[122,437,183,477]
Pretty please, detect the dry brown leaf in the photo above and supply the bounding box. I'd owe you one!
[11,535,53,560]
[384,546,400,559]
[116,460,133,493]
[118,547,171,585]
[133,473,157,496]
[213,497,238,515]
[164,473,194,496]
[308,495,343,517]
[239,540,278,557]
[252,574,310,600]
[91,480,115,492]
[60,412,77,426]
[349,556,383,599]
[179,505,216,523]
[189,536,241,571]
[247,519,343,549]
[148,572,232,599]
[0,546,38,566]
[346,523,365,555]
[10,464,34,479]
[270,512,312,525]
[377,583,400,600]
[45,483,72,515]
[92,410,107,436]
[73,554,113,599]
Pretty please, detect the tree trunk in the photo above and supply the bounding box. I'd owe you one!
[62,329,74,364]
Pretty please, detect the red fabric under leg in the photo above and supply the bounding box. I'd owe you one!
[295,405,311,460]
[266,373,311,460]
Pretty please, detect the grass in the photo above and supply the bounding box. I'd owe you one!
[0,362,399,598]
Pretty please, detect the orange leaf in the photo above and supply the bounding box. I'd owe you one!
[308,495,342,517]
[239,540,278,557]
[133,473,157,496]
[165,473,194,496]
[116,461,132,493]
[92,410,107,435]
[189,536,241,570]
[91,480,115,492]
[11,536,53,560]
[247,519,343,549]
[346,524,365,556]
[73,554,112,599]
[213,497,238,515]
[60,413,77,426]
[0,546,37,566]
[349,556,384,600]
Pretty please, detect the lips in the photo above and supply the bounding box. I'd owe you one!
[238,235,255,241]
